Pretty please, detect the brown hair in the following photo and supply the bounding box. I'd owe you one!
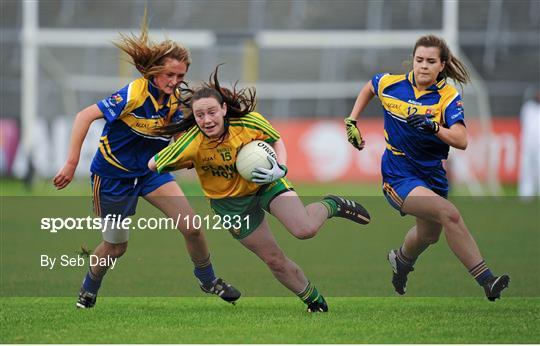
[413,35,470,85]
[157,64,257,136]
[114,8,191,80]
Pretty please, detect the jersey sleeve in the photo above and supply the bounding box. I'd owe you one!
[154,127,199,173]
[443,94,465,127]
[242,112,281,143]
[97,82,138,123]
[371,73,388,97]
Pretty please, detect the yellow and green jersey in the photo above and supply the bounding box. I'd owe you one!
[155,112,281,199]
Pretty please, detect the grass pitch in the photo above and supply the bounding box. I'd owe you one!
[1,178,539,343]
[1,297,538,343]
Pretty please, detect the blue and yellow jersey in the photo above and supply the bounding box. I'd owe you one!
[372,71,465,168]
[91,78,183,178]
[154,112,281,199]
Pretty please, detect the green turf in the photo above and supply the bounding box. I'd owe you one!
[1,297,538,343]
[1,177,519,197]
[1,178,538,343]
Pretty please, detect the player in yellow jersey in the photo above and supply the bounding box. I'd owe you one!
[149,66,371,312]
[53,13,240,308]
[345,35,509,301]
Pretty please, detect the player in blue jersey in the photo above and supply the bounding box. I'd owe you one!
[53,17,240,308]
[344,35,509,301]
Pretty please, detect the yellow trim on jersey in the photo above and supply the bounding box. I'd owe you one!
[119,114,164,137]
[379,94,443,123]
[383,130,405,156]
[116,78,182,136]
[120,78,148,118]
[129,79,153,111]
[437,85,460,126]
[99,136,131,172]
[377,74,407,99]
[378,75,451,124]
[229,112,281,140]
[165,95,181,122]
[155,126,200,168]
[386,143,405,156]
[154,112,282,199]
[245,112,280,135]
[406,71,447,99]
[145,82,162,111]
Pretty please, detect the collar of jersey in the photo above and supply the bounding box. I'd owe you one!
[407,71,446,92]
[147,79,170,109]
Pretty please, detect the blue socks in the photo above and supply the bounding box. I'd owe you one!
[82,270,102,294]
[193,255,216,286]
[469,260,494,286]
[397,246,417,268]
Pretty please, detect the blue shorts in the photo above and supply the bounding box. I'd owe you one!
[381,150,448,215]
[91,171,175,218]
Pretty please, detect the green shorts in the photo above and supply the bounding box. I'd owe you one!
[210,178,294,239]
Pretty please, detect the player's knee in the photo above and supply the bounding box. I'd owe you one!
[293,225,317,240]
[180,227,203,240]
[439,204,461,226]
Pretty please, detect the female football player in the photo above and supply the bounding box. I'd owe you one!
[53,15,240,308]
[344,34,509,301]
[148,66,371,312]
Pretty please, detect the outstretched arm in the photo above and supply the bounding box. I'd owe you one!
[349,81,376,121]
[53,104,103,189]
[345,81,375,151]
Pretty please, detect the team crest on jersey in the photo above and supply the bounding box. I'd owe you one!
[456,100,463,108]
[109,93,123,106]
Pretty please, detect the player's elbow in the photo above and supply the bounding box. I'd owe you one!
[451,135,468,150]
[148,158,157,172]
[455,138,468,150]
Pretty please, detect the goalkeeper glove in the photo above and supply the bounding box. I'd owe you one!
[407,113,440,134]
[252,156,287,184]
[345,117,365,151]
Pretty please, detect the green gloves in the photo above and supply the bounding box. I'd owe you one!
[345,117,365,151]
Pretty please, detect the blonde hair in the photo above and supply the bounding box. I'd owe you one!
[114,9,191,79]
[413,35,470,86]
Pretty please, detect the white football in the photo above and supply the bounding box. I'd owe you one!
[236,140,276,181]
